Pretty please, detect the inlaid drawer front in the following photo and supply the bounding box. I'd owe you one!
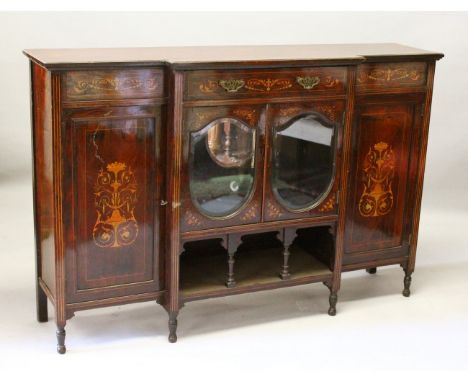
[185,67,347,100]
[63,69,165,101]
[356,62,427,91]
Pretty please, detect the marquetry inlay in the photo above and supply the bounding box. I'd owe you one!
[93,162,138,248]
[359,142,395,217]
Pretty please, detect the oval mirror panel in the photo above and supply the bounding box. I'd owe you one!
[189,118,256,218]
[272,113,336,211]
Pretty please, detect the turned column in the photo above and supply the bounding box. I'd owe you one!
[280,228,296,280]
[222,234,242,288]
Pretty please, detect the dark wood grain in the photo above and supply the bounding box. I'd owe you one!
[30,62,54,322]
[164,69,184,343]
[407,62,437,275]
[332,66,357,293]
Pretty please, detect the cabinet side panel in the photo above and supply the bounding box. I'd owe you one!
[31,62,56,296]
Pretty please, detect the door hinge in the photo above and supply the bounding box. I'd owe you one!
[420,105,425,117]
[336,190,340,205]
[342,111,346,125]
[408,233,412,245]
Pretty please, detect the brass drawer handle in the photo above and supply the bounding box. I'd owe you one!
[296,76,320,90]
[219,79,245,93]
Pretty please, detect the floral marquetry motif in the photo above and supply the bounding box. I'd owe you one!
[314,105,338,121]
[244,78,293,92]
[278,106,302,117]
[184,210,202,227]
[232,108,257,126]
[356,62,427,90]
[240,202,259,222]
[64,69,164,100]
[278,104,338,122]
[359,142,395,217]
[323,76,341,88]
[358,68,421,83]
[73,77,158,93]
[197,76,343,94]
[93,162,138,248]
[199,80,218,93]
[185,67,347,100]
[267,201,283,219]
[318,194,336,212]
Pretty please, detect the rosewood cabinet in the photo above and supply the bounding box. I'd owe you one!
[24,44,443,353]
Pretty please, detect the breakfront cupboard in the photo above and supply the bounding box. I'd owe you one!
[24,44,443,353]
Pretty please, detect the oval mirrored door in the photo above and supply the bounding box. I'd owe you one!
[189,118,256,218]
[272,113,336,211]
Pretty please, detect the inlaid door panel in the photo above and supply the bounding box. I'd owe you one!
[181,105,265,232]
[263,101,344,222]
[64,106,163,302]
[344,101,421,258]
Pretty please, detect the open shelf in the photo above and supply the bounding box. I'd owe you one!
[180,232,333,302]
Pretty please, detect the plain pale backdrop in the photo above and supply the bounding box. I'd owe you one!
[0,11,467,378]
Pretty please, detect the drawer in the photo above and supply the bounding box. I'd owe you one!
[356,62,427,92]
[184,67,347,100]
[63,68,165,101]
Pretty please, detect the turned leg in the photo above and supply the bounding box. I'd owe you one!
[402,269,413,297]
[324,282,338,316]
[226,251,236,288]
[328,291,338,316]
[36,282,48,323]
[168,311,178,343]
[56,325,66,354]
[366,267,377,274]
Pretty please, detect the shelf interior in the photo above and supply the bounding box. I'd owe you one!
[180,228,334,299]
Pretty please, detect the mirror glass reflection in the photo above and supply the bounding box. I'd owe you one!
[272,114,335,211]
[189,118,256,218]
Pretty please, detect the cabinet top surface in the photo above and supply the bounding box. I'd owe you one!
[24,43,443,69]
